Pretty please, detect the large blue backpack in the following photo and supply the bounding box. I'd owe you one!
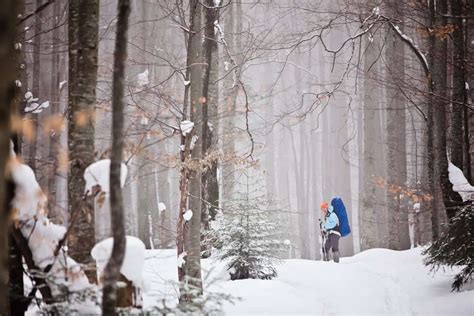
[330,197,351,237]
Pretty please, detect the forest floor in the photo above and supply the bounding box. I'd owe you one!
[143,247,473,315]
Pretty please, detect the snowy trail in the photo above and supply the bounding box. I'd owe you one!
[142,248,474,315]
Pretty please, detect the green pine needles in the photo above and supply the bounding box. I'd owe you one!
[423,205,474,291]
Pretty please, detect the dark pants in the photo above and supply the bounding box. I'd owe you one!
[324,233,340,262]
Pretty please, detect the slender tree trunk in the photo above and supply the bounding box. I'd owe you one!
[67,0,99,282]
[450,0,465,170]
[48,0,61,222]
[0,1,17,313]
[200,0,219,257]
[177,0,204,301]
[221,0,239,203]
[101,0,130,314]
[27,0,43,172]
[466,0,474,183]
[185,0,204,299]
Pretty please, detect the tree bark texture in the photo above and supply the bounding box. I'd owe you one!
[102,0,130,314]
[0,0,17,313]
[67,0,99,282]
[385,0,409,250]
[183,0,204,299]
[360,34,385,251]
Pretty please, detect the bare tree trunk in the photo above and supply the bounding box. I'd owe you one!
[185,0,204,299]
[177,0,204,301]
[431,0,458,223]
[466,0,474,183]
[67,0,99,282]
[102,0,130,314]
[221,0,240,203]
[27,0,43,172]
[360,34,385,250]
[385,0,409,250]
[450,0,465,171]
[0,1,17,313]
[48,0,62,222]
[201,0,219,257]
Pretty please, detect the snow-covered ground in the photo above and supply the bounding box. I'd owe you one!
[143,248,473,315]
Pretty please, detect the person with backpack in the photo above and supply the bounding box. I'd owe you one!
[321,202,341,263]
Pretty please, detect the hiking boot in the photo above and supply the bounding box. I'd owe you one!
[323,252,329,261]
[333,251,340,263]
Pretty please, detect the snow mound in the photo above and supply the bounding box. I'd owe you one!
[91,236,146,286]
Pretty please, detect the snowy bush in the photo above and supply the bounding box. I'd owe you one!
[423,205,473,291]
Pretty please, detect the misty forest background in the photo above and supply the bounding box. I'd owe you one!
[0,0,473,314]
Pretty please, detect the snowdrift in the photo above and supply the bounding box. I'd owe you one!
[143,248,473,315]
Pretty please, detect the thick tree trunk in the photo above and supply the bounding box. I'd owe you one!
[221,0,239,203]
[101,0,130,314]
[0,1,17,313]
[385,0,409,250]
[360,34,385,250]
[431,0,458,222]
[67,0,99,282]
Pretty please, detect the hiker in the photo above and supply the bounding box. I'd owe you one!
[321,202,341,263]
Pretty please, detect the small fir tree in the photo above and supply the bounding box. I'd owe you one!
[215,176,283,280]
[423,205,473,291]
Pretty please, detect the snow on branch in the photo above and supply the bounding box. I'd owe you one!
[387,22,429,77]
[448,161,474,202]
[180,120,195,136]
[9,150,91,295]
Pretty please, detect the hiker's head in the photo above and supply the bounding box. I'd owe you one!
[328,205,334,213]
[320,202,329,211]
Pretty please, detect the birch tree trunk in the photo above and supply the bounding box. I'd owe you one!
[67,0,99,282]
[102,0,130,313]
